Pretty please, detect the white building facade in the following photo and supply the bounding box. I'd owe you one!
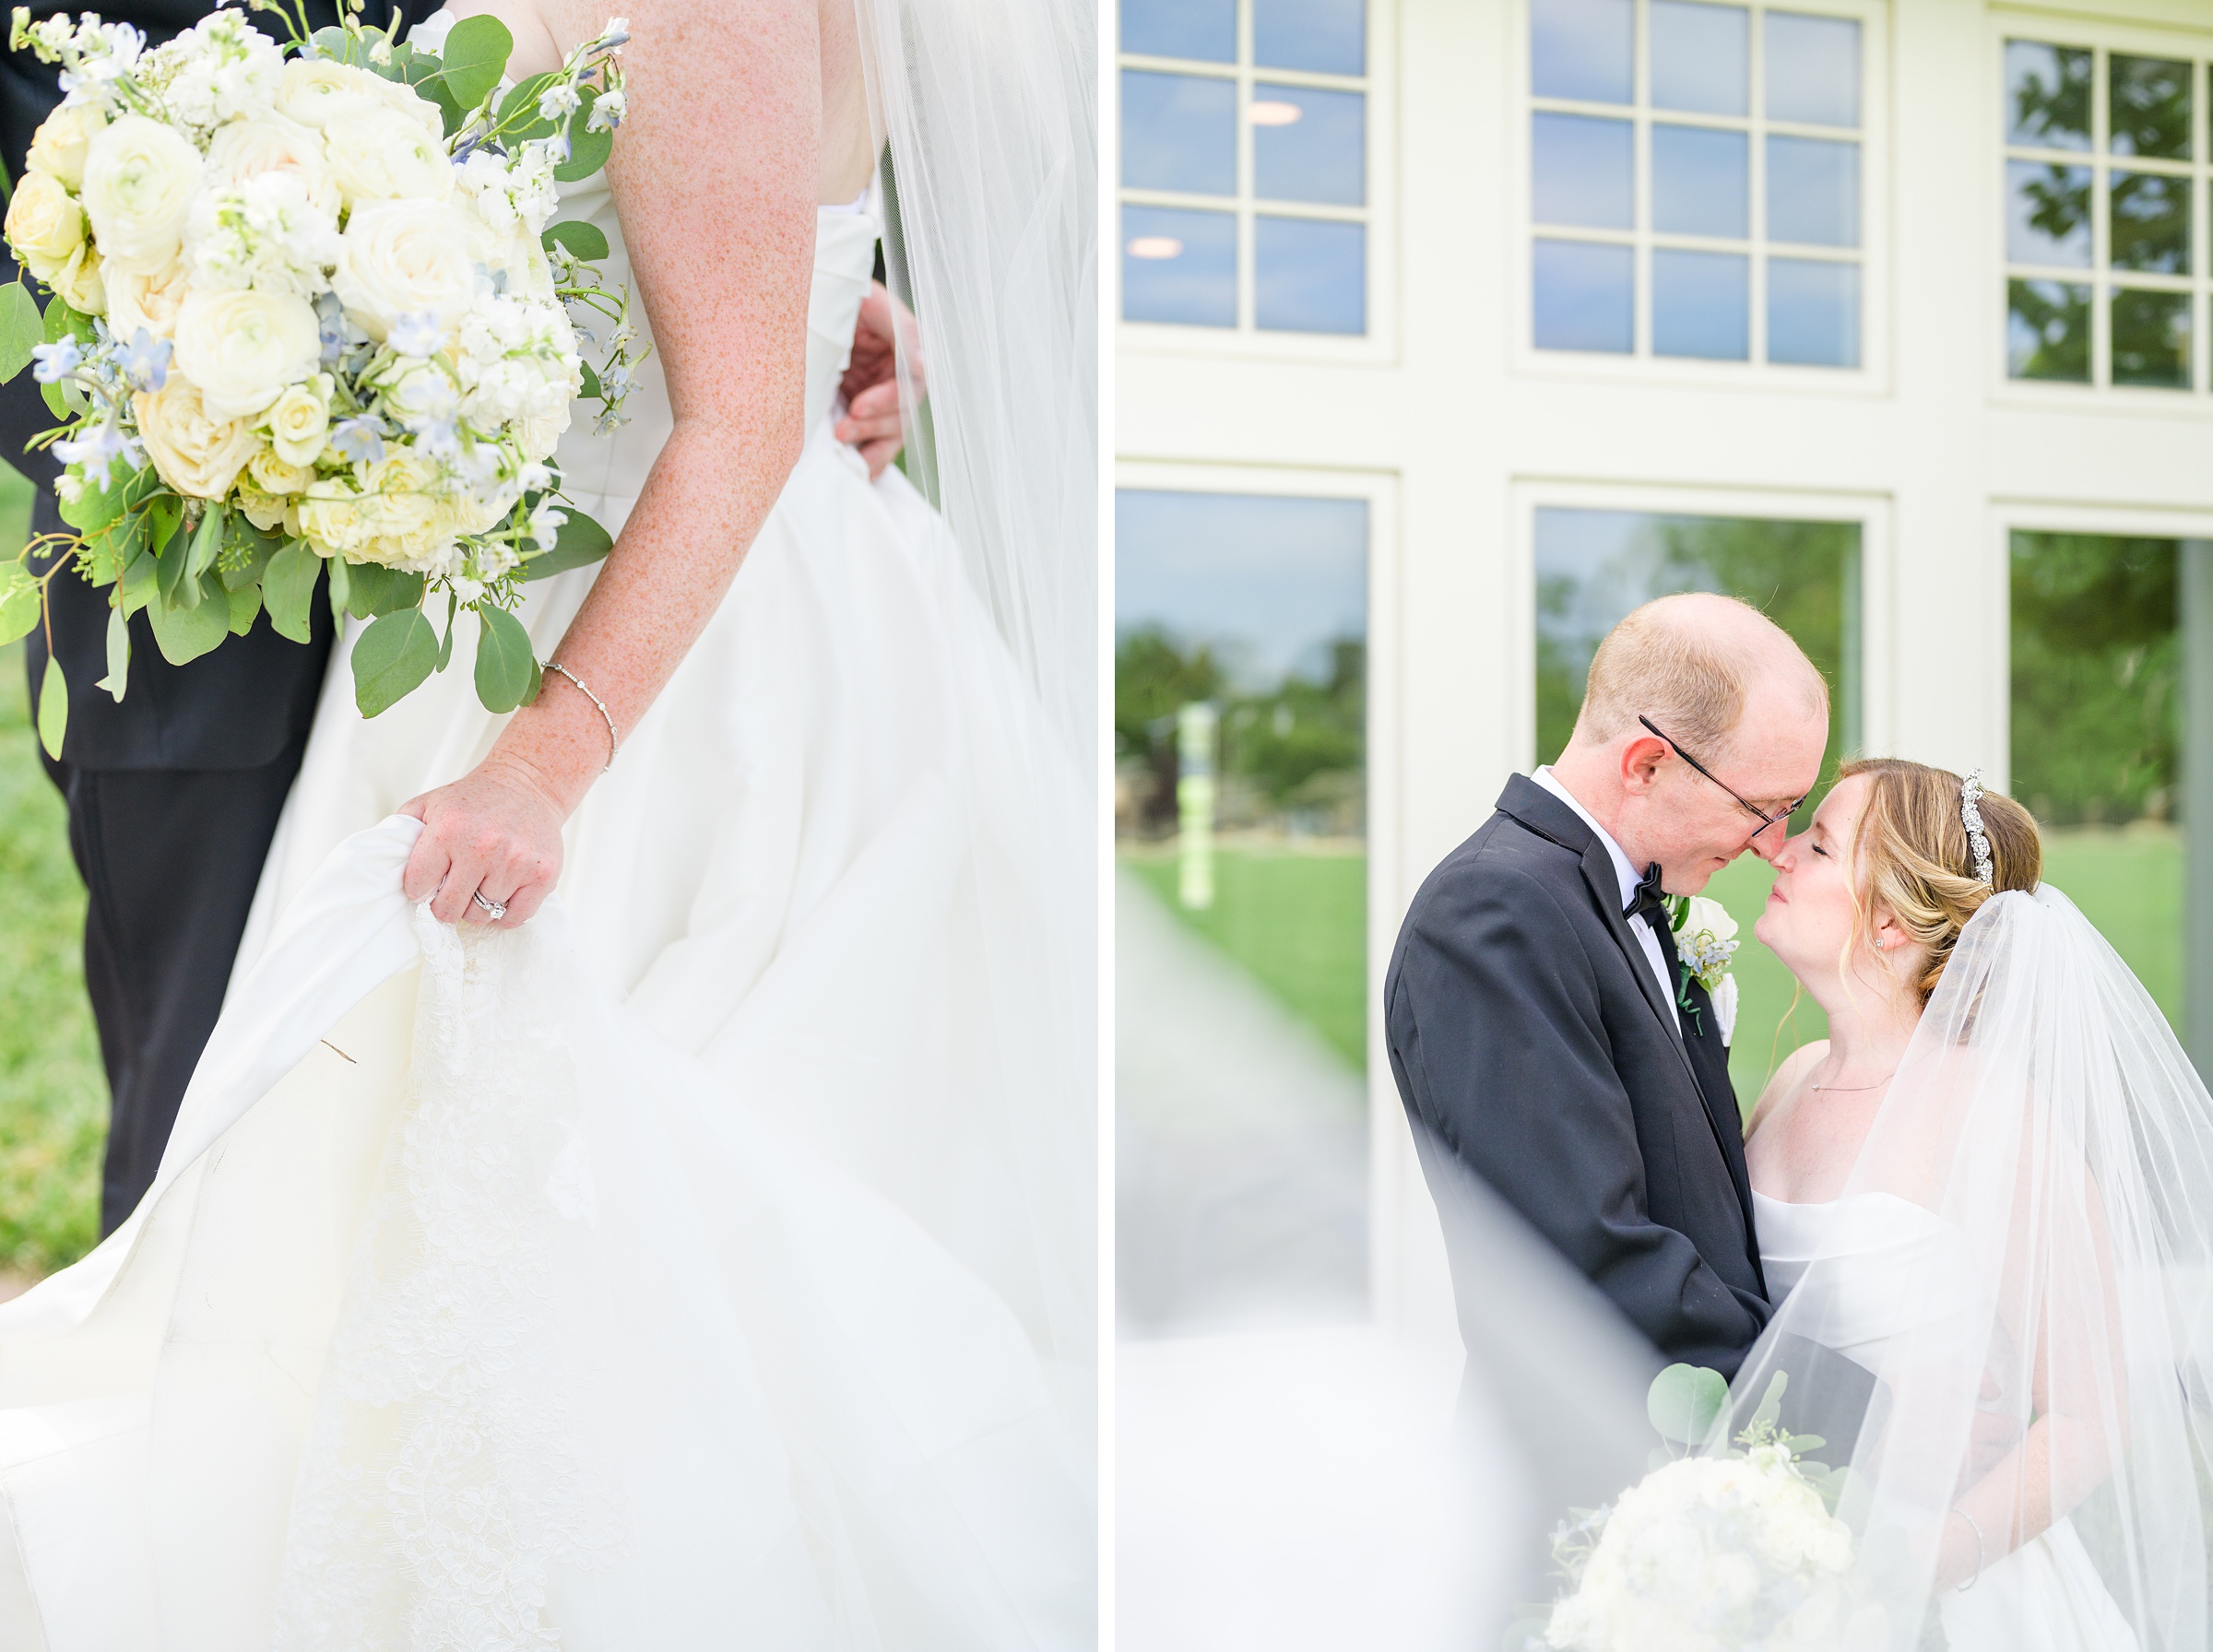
[1114,0,2213,1344]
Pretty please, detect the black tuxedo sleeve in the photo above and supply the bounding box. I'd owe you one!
[1387,864,1769,1371]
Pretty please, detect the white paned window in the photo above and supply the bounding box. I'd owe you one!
[1524,0,1874,372]
[2002,34,2208,393]
[1118,0,1373,336]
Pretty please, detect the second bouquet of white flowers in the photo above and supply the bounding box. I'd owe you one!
[0,0,650,757]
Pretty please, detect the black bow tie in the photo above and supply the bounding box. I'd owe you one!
[1624,864,1671,928]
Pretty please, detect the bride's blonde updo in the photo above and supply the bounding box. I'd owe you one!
[1840,758,2041,1005]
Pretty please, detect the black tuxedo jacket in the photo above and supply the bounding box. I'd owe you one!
[2,1,432,770]
[1385,774,1770,1376]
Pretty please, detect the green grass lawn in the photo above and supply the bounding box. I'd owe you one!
[1123,844,1367,1071]
[0,463,106,1277]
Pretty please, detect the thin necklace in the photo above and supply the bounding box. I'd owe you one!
[1812,1071,1895,1092]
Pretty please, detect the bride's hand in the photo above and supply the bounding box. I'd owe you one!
[836,281,921,478]
[397,757,569,929]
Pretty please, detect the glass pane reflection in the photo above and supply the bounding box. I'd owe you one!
[2112,289,2192,388]
[2112,54,2193,161]
[1768,135,1859,247]
[2007,277,2092,381]
[1765,11,1860,127]
[1254,216,1366,334]
[1121,70,1236,195]
[1121,0,1235,63]
[1652,124,1749,239]
[1116,489,1369,1331]
[2006,40,2092,150]
[2112,171,2191,275]
[1253,84,1366,206]
[1652,248,1750,359]
[1535,508,1861,1102]
[1533,239,1634,352]
[1650,0,1748,117]
[1768,257,1859,367]
[1254,0,1365,76]
[2006,160,2092,267]
[1531,0,1633,105]
[1533,112,1634,229]
[1122,206,1237,326]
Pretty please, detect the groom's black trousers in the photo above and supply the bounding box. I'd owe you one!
[38,734,311,1234]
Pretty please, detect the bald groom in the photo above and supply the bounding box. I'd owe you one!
[1385,594,1829,1375]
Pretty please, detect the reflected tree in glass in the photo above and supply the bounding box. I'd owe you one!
[2006,40,2092,149]
[2111,171,2191,274]
[2111,53,2193,160]
[2008,278,2091,381]
[2112,289,2192,388]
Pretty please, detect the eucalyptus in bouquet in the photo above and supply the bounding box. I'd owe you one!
[1538,1367,1882,1652]
[0,0,649,761]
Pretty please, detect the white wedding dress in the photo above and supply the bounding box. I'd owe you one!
[0,186,1091,1650]
[1755,1191,2140,1650]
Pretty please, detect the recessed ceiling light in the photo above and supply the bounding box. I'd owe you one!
[1249,100,1303,125]
[1128,236,1185,260]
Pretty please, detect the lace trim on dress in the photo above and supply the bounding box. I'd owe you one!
[272,911,629,1650]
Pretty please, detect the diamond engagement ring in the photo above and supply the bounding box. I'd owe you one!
[470,890,508,922]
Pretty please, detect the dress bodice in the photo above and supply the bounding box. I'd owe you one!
[549,179,881,528]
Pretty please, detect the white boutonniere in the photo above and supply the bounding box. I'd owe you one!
[1669,894,1740,1047]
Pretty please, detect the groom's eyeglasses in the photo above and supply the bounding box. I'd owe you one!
[1638,715,1806,842]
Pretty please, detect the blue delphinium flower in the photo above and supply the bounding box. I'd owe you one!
[53,422,143,489]
[330,417,386,466]
[30,336,81,384]
[388,312,443,360]
[120,327,170,393]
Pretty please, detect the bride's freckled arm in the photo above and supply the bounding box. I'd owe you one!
[401,0,822,926]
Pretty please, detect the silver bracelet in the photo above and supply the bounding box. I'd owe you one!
[1947,1506,1984,1591]
[543,660,619,772]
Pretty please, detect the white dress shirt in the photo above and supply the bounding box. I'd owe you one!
[1533,766,1679,1032]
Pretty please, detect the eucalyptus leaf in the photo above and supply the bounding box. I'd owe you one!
[58,466,131,533]
[473,603,538,714]
[219,515,280,591]
[118,549,157,618]
[555,89,611,181]
[521,509,613,581]
[41,293,92,346]
[0,281,42,383]
[541,218,609,262]
[39,379,65,420]
[184,503,225,581]
[156,516,197,609]
[226,578,261,636]
[262,541,320,643]
[576,358,602,399]
[1647,1363,1730,1447]
[148,569,230,663]
[1747,1370,1790,1437]
[325,552,351,620]
[95,603,128,701]
[84,506,147,587]
[0,562,39,644]
[436,590,457,671]
[433,13,513,109]
[343,560,427,620]
[147,496,181,556]
[352,608,439,716]
[35,653,65,761]
[497,73,560,140]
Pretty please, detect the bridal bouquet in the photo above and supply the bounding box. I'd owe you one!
[1540,1369,1879,1652]
[0,1,647,759]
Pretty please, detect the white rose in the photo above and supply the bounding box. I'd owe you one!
[332,199,476,342]
[246,443,314,495]
[296,478,370,560]
[135,376,258,499]
[1682,894,1739,946]
[171,289,322,419]
[369,73,445,145]
[204,114,338,218]
[4,171,84,281]
[79,113,203,275]
[275,59,383,130]
[106,257,192,340]
[236,484,290,532]
[515,403,569,462]
[50,242,105,315]
[264,373,333,466]
[321,105,454,205]
[26,100,107,190]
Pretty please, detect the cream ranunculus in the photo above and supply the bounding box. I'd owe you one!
[171,289,323,419]
[4,171,84,281]
[135,376,258,500]
[236,483,290,532]
[50,242,105,315]
[322,105,454,205]
[106,257,192,340]
[369,72,445,145]
[204,113,338,218]
[264,372,333,466]
[246,443,314,495]
[26,100,107,191]
[296,478,371,560]
[79,113,204,275]
[332,199,476,342]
